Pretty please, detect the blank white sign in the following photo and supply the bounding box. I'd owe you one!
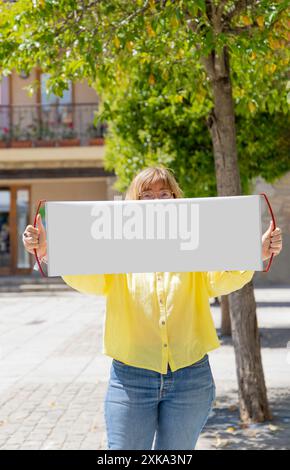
[44,195,263,276]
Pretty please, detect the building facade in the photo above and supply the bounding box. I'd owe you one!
[0,68,118,276]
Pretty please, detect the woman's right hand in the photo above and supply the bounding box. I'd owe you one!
[22,214,47,258]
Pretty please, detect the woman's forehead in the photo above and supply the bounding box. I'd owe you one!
[142,178,170,190]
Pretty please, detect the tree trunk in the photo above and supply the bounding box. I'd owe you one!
[229,281,272,422]
[221,295,231,336]
[202,46,271,422]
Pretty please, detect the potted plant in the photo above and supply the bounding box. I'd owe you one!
[10,124,33,148]
[28,118,56,147]
[0,127,10,148]
[87,122,106,145]
[57,122,80,146]
[35,123,56,147]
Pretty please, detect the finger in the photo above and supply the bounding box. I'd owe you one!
[271,233,282,238]
[26,240,39,246]
[26,226,39,234]
[270,238,282,245]
[270,242,282,248]
[270,241,282,247]
[36,214,43,227]
[24,234,39,241]
[271,235,281,242]
[271,228,281,235]
[24,236,39,244]
[270,248,281,254]
[265,220,274,235]
[270,237,282,243]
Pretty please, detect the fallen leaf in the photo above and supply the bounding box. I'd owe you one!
[268,424,279,432]
[226,426,236,434]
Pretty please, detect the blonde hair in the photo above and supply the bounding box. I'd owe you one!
[125,165,184,200]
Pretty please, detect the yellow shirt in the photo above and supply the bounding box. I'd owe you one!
[61,270,255,374]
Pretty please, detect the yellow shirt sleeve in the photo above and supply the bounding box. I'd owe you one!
[205,270,255,298]
[61,274,111,296]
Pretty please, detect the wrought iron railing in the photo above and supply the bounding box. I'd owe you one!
[0,103,107,147]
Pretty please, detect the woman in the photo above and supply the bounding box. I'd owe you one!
[22,165,283,450]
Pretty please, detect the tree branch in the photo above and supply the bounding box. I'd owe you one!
[223,24,257,35]
[215,0,230,31]
[118,0,150,27]
[222,0,258,24]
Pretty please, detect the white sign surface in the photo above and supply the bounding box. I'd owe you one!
[44,195,263,276]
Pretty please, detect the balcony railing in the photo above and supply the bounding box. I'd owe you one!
[0,103,107,147]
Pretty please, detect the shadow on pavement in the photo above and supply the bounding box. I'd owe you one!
[200,388,290,450]
[217,328,290,349]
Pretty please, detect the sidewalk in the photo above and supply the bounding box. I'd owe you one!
[0,286,289,450]
[0,275,70,293]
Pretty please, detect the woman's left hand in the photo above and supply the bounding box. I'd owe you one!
[262,220,283,261]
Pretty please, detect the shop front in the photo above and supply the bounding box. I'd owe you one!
[0,186,30,275]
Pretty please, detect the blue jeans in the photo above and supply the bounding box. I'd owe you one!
[104,353,216,450]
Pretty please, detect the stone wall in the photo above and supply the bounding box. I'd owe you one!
[252,172,290,286]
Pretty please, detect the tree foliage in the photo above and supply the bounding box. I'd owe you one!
[0,0,289,194]
[100,59,290,195]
